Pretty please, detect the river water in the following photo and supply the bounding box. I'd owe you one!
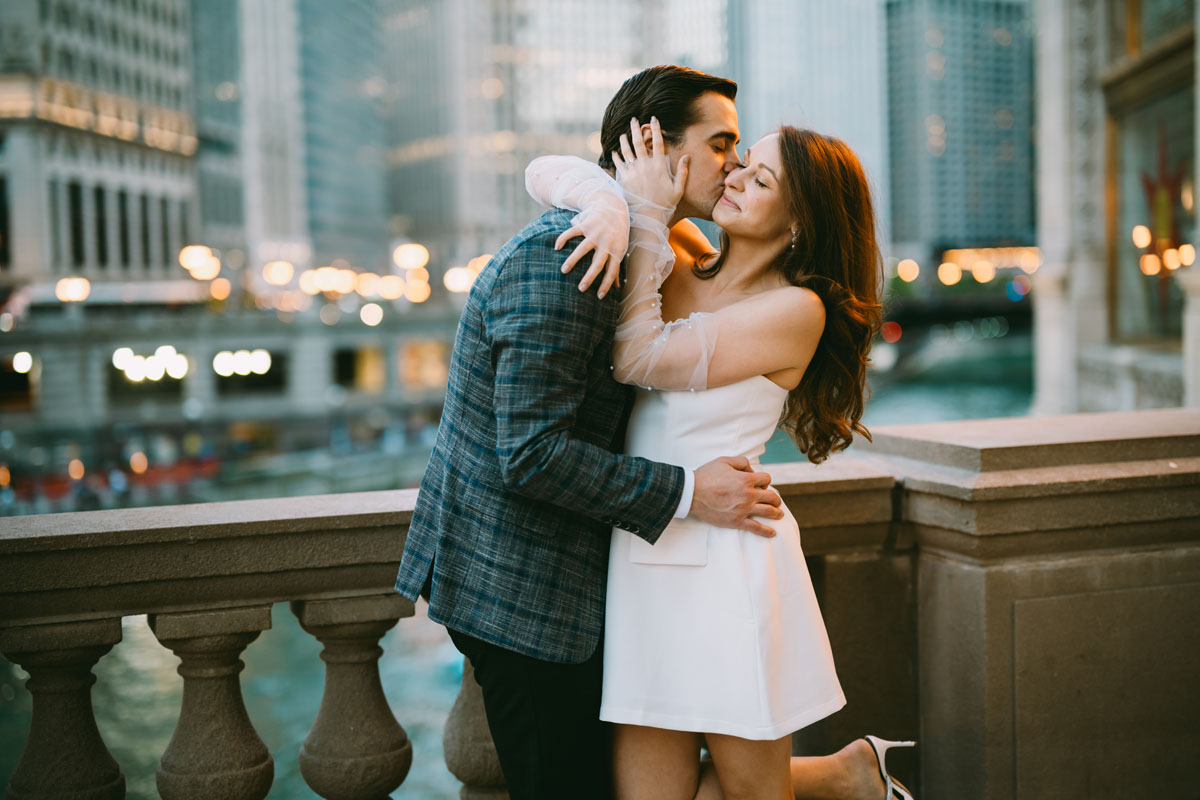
[1,329,1032,799]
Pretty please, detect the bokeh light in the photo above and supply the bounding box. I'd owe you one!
[937,262,962,285]
[360,303,384,326]
[897,259,920,282]
[392,243,430,270]
[1131,225,1152,249]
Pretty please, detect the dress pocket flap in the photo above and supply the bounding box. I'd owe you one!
[629,518,708,566]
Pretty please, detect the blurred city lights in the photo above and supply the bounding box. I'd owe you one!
[213,351,235,377]
[407,266,430,283]
[393,243,430,270]
[971,260,996,283]
[232,350,253,375]
[0,312,13,332]
[378,275,406,300]
[143,356,166,381]
[112,347,134,369]
[1140,253,1162,276]
[897,259,920,282]
[937,262,962,285]
[298,269,319,294]
[360,303,384,326]
[1132,225,1152,249]
[405,280,432,303]
[68,459,85,480]
[129,451,148,474]
[190,256,221,281]
[443,266,476,293]
[880,321,903,343]
[13,352,33,373]
[1163,248,1181,271]
[179,245,213,270]
[250,349,271,374]
[1181,244,1196,266]
[55,277,91,302]
[1006,275,1031,301]
[355,272,380,297]
[319,304,341,325]
[334,269,357,295]
[0,465,9,487]
[166,354,189,379]
[263,260,295,286]
[210,277,232,300]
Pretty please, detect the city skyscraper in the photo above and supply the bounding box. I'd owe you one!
[723,0,891,246]
[380,0,730,278]
[885,0,1035,260]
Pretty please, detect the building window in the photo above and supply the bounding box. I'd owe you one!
[1103,0,1195,344]
[68,180,85,268]
[1114,85,1192,342]
[48,179,61,267]
[399,340,450,390]
[94,186,108,266]
[1,354,35,412]
[160,196,170,268]
[140,192,151,268]
[334,347,386,394]
[118,189,131,266]
[0,176,9,271]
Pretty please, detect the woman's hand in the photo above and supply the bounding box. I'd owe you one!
[613,116,690,216]
[553,190,627,299]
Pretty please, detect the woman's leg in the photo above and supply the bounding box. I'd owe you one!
[693,738,888,800]
[702,731,792,800]
[612,723,705,800]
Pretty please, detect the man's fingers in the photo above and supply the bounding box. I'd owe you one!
[722,455,750,471]
[555,227,582,251]
[752,501,785,520]
[749,470,774,488]
[755,488,782,508]
[740,519,777,538]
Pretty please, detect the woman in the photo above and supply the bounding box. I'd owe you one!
[526,117,913,800]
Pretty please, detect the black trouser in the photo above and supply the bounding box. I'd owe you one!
[447,627,612,800]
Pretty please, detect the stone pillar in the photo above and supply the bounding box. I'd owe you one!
[290,594,414,800]
[149,605,274,800]
[1033,0,1076,415]
[860,410,1200,799]
[1176,267,1200,407]
[443,659,507,800]
[0,618,125,800]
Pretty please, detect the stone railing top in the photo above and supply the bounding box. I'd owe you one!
[0,489,419,551]
[857,408,1200,472]
[0,460,893,629]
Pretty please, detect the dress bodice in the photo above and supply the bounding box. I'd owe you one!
[624,375,789,470]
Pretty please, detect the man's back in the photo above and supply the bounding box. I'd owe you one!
[395,208,682,664]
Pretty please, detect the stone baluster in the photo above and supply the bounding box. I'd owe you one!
[149,605,274,800]
[443,659,507,800]
[0,618,126,800]
[290,593,413,800]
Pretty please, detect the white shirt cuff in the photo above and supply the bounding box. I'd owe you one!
[673,469,694,519]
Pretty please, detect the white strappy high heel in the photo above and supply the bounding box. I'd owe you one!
[863,735,916,800]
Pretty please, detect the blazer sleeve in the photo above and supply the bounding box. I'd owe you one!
[485,229,684,545]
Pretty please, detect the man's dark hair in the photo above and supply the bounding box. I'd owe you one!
[598,65,737,170]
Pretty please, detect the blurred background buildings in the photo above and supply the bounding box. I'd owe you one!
[0,0,1195,519]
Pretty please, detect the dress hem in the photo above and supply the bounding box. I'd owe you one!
[598,693,847,741]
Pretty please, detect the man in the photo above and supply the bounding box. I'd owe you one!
[395,65,781,799]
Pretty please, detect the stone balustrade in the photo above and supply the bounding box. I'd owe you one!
[2,408,1198,799]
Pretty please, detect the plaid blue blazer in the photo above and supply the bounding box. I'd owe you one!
[395,208,684,664]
